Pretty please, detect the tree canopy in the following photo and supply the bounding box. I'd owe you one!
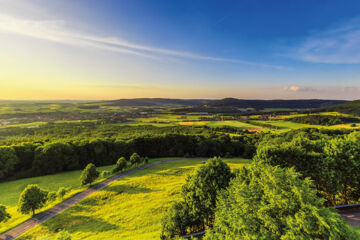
[0,205,11,222]
[80,163,99,186]
[18,184,48,216]
[204,163,359,240]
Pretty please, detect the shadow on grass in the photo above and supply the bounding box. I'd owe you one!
[42,214,118,234]
[104,184,156,195]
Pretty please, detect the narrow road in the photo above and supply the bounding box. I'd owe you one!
[339,207,360,227]
[0,158,200,240]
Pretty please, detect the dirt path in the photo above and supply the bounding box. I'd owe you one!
[0,158,201,240]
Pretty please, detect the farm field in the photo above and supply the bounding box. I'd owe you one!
[0,158,173,234]
[16,158,250,240]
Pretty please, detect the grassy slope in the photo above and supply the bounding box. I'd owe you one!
[0,158,175,234]
[18,158,250,240]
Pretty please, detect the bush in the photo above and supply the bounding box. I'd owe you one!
[130,153,142,165]
[0,205,11,222]
[100,170,111,178]
[47,192,57,202]
[57,187,69,200]
[113,157,127,173]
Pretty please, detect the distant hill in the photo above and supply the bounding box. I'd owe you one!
[100,98,213,107]
[321,100,360,116]
[204,98,347,109]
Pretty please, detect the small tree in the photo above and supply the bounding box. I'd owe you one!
[130,153,141,165]
[0,205,11,222]
[18,184,48,216]
[160,201,192,240]
[80,163,99,186]
[181,157,233,227]
[113,157,127,173]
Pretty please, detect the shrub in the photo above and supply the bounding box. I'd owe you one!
[130,153,142,165]
[113,157,127,173]
[47,192,57,202]
[100,170,111,178]
[0,205,11,222]
[57,187,69,200]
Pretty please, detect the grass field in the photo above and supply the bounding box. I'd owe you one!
[0,158,175,234]
[17,158,250,240]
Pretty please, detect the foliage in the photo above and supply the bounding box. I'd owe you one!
[290,114,360,126]
[47,191,57,202]
[130,153,142,165]
[0,146,19,179]
[57,187,69,200]
[204,163,360,240]
[55,230,72,240]
[0,204,11,222]
[0,131,257,181]
[255,130,360,205]
[18,184,48,216]
[160,201,192,239]
[100,170,111,178]
[113,157,127,172]
[80,164,99,186]
[161,157,233,239]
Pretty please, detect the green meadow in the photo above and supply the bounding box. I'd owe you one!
[16,158,249,240]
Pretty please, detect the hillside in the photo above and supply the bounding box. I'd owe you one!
[173,98,347,113]
[100,98,213,107]
[321,100,360,116]
[204,98,347,109]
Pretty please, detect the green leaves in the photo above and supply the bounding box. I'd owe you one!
[80,163,99,186]
[18,184,48,216]
[0,205,11,222]
[204,163,359,240]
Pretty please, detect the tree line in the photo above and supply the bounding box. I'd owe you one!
[0,134,257,181]
[161,158,359,239]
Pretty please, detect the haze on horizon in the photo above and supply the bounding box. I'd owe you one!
[1,0,360,100]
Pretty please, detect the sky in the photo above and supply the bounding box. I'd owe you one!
[1,0,360,100]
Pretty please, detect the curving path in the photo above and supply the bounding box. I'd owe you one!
[0,158,202,240]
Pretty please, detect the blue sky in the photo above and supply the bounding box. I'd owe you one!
[0,0,360,99]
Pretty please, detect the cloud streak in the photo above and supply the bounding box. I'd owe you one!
[295,17,360,64]
[0,13,283,68]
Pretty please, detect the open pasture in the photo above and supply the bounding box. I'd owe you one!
[17,158,249,240]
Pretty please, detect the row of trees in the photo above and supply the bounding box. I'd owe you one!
[1,153,148,223]
[0,134,257,181]
[161,158,359,239]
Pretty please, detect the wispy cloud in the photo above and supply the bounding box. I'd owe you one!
[0,13,283,68]
[294,17,360,64]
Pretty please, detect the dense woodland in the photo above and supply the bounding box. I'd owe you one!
[290,114,360,126]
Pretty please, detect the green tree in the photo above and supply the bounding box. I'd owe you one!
[204,163,359,240]
[113,157,127,173]
[130,153,141,165]
[0,205,11,222]
[160,201,192,240]
[181,157,233,228]
[0,146,19,179]
[80,163,99,186]
[18,184,48,216]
